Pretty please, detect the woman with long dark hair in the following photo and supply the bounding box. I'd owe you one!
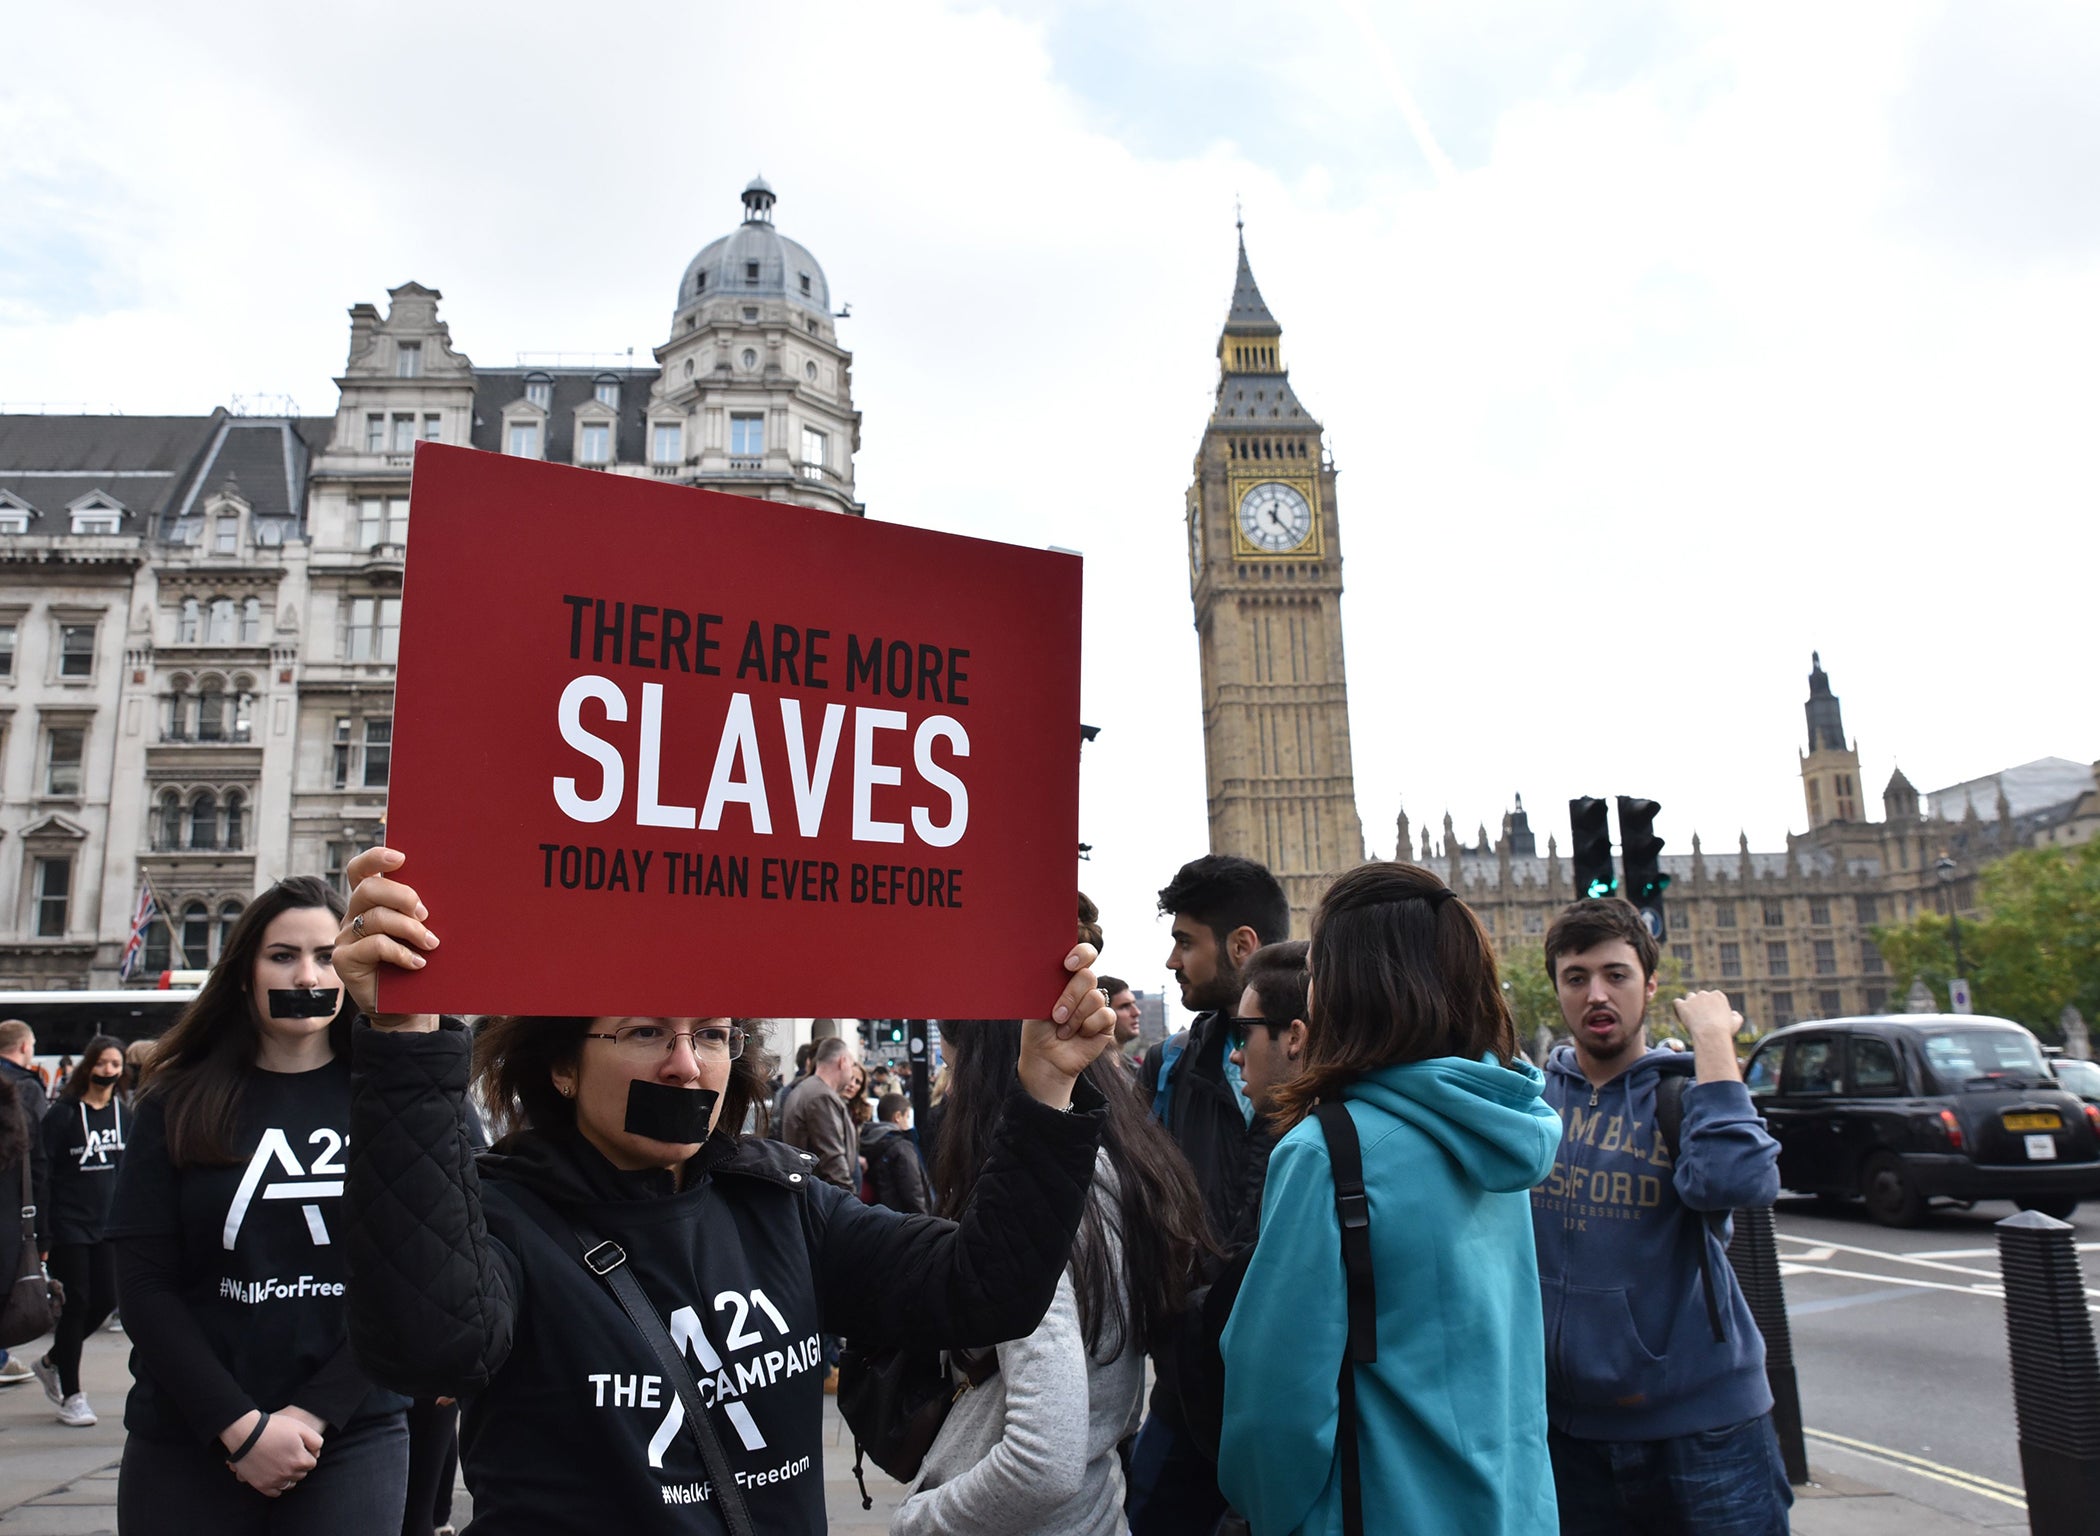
[1218,862,1561,1536]
[107,875,410,1533]
[889,1019,1210,1536]
[31,1034,128,1425]
[332,846,1117,1534]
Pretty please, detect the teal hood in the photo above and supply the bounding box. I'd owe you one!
[1342,1053,1561,1193]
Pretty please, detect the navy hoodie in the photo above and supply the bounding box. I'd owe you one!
[1532,1045,1780,1440]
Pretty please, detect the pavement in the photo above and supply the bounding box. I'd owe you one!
[0,1260,2050,1533]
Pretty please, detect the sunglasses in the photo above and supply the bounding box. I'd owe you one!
[1225,1017,1292,1051]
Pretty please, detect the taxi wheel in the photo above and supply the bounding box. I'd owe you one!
[1862,1153,1924,1228]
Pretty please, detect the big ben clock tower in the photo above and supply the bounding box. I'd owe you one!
[1187,225,1366,931]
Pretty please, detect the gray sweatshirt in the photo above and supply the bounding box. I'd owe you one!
[892,1154,1142,1536]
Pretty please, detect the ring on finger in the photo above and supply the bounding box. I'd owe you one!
[352,914,366,938]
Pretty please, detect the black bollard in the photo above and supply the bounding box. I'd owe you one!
[1724,1206,1810,1484]
[1997,1209,2100,1536]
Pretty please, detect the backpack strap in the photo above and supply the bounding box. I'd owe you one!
[1654,1068,1727,1344]
[506,1184,758,1536]
[1313,1101,1375,1536]
[1149,1030,1189,1127]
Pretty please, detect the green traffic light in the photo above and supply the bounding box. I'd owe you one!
[1585,878,1616,899]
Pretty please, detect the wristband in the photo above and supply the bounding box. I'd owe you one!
[225,1410,271,1464]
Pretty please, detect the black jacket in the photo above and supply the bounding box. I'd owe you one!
[857,1122,931,1215]
[345,1022,1105,1535]
[1138,1011,1261,1245]
[0,1058,49,1248]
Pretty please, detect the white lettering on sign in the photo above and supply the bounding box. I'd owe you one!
[552,678,969,847]
[223,1127,346,1250]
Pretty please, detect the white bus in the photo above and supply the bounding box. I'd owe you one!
[0,989,199,1067]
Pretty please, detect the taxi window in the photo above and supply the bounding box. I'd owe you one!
[1744,1042,1784,1098]
[1849,1035,1903,1096]
[1783,1037,1841,1096]
[1920,1028,2049,1086]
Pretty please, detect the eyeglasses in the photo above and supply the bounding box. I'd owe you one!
[1225,1017,1291,1051]
[583,1023,747,1061]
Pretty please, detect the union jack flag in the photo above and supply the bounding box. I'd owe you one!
[118,878,158,982]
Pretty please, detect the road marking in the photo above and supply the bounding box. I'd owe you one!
[1787,1261,2004,1300]
[1791,1245,1836,1262]
[1778,1233,2092,1288]
[1789,1284,1927,1315]
[1805,1428,2025,1508]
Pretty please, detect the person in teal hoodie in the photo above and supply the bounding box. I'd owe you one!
[1534,897,1787,1535]
[1219,861,1562,1536]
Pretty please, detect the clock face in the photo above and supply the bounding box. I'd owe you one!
[1189,504,1205,571]
[1238,481,1313,553]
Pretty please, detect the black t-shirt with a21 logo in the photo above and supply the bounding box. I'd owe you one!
[41,1096,127,1245]
[107,1058,381,1441]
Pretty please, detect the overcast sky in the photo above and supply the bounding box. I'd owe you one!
[4,1,2095,1021]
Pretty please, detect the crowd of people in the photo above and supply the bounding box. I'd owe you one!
[0,838,1789,1535]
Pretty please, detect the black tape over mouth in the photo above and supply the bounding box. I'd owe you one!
[624,1081,719,1145]
[267,988,342,1019]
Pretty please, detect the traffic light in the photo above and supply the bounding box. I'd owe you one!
[1617,796,1670,940]
[888,1021,906,1045]
[1569,797,1615,900]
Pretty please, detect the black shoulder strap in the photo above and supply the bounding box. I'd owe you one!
[1654,1069,1687,1162]
[506,1186,757,1536]
[1652,1069,1726,1343]
[1314,1101,1374,1536]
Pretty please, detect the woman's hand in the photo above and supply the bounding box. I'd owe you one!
[1017,944,1113,1110]
[333,846,441,1032]
[220,1409,322,1497]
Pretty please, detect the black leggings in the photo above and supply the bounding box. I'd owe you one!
[47,1241,117,1396]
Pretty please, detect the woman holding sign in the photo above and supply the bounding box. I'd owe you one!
[334,845,1114,1536]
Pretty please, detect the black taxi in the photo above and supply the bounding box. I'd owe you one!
[1743,1014,2100,1227]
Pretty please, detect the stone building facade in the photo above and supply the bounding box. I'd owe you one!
[1402,656,2098,1030]
[1185,229,1366,932]
[0,180,858,986]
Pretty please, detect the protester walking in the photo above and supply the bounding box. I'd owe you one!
[333,844,1117,1535]
[31,1036,128,1426]
[1219,862,1561,1536]
[1534,898,1789,1535]
[107,875,410,1534]
[891,1018,1208,1536]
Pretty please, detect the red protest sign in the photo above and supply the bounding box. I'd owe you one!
[376,444,1081,1021]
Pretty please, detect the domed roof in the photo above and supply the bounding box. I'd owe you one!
[676,178,830,317]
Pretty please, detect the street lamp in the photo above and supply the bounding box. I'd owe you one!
[1935,855,1966,999]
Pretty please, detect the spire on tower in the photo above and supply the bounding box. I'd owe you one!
[1226,226,1281,335]
[1805,650,1846,752]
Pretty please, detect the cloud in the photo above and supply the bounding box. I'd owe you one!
[0,0,2094,1025]
[1888,0,2100,262]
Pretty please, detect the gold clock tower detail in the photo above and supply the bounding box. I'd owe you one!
[1187,226,1366,931]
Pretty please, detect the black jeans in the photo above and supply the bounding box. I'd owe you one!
[47,1241,118,1396]
[1126,1404,1228,1536]
[402,1397,459,1536]
[118,1410,409,1536]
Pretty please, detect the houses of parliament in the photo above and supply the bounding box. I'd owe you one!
[0,180,2092,1018]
